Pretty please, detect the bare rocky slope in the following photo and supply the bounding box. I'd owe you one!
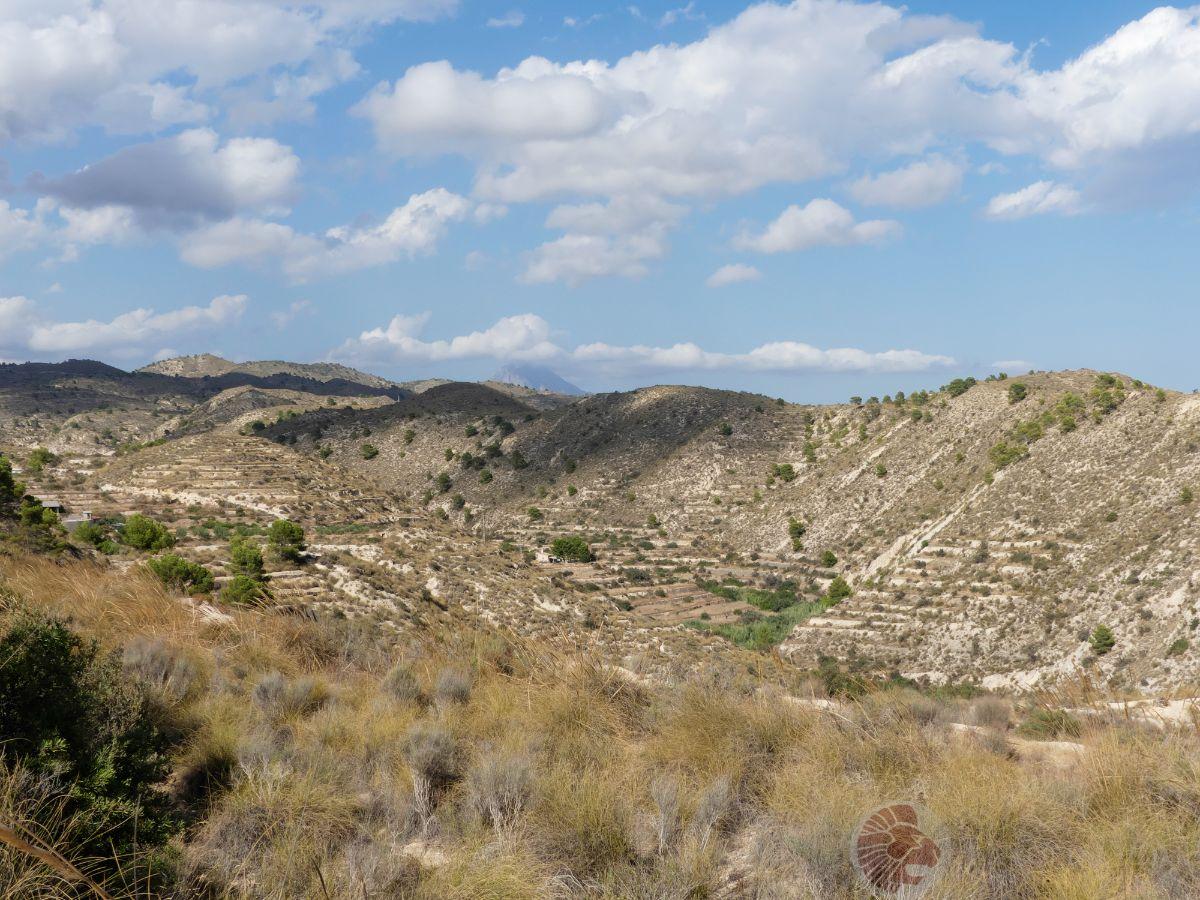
[6,359,1200,693]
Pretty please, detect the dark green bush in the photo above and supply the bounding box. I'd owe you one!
[0,614,177,863]
[1089,624,1116,655]
[825,575,852,604]
[122,514,175,551]
[229,537,265,580]
[267,518,306,562]
[223,574,266,605]
[147,554,215,593]
[551,536,594,562]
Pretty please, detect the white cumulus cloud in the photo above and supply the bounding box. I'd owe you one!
[181,188,472,280]
[0,293,246,358]
[706,263,762,288]
[984,181,1081,220]
[735,199,901,254]
[0,0,458,142]
[848,156,964,208]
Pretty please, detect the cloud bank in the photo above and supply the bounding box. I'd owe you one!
[334,312,955,375]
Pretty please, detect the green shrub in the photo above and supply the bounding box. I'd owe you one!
[223,574,266,605]
[771,463,797,482]
[820,550,837,568]
[1089,624,1116,655]
[72,519,109,547]
[0,614,177,863]
[121,513,175,551]
[825,576,852,604]
[551,536,594,562]
[989,441,1026,469]
[436,471,453,493]
[480,469,494,484]
[19,501,59,528]
[361,443,379,460]
[943,377,977,398]
[717,422,732,437]
[788,517,805,552]
[1166,638,1189,658]
[267,518,306,562]
[1017,708,1082,739]
[1007,382,1028,404]
[26,447,58,474]
[147,554,215,593]
[0,454,23,517]
[229,537,265,579]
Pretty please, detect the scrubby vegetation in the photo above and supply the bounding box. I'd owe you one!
[121,513,175,551]
[5,553,1200,899]
[550,535,594,562]
[147,553,216,593]
[267,518,306,562]
[689,575,852,652]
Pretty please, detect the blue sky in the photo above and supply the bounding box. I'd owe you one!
[1,1,1198,400]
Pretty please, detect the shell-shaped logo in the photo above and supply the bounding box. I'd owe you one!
[851,801,944,898]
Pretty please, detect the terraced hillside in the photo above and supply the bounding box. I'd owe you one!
[260,368,1200,691]
[13,424,776,686]
[9,358,1200,692]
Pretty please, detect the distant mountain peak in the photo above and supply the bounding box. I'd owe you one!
[490,364,584,396]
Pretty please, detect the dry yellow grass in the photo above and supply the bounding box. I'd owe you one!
[4,552,1200,899]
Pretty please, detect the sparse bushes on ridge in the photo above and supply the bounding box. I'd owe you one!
[787,517,805,551]
[943,376,977,397]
